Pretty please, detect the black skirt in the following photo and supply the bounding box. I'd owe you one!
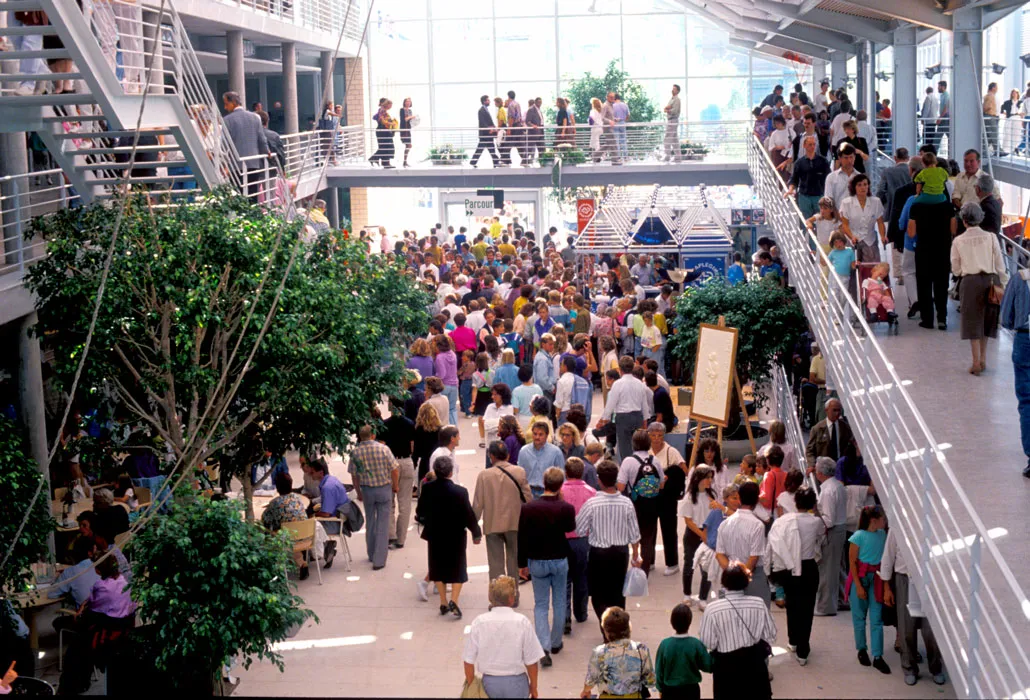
[473,390,492,416]
[428,531,469,583]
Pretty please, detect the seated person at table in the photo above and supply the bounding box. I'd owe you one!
[261,473,331,578]
[311,459,347,559]
[298,454,325,514]
[58,556,136,695]
[75,512,132,583]
[112,474,138,511]
[92,489,129,541]
[49,536,100,615]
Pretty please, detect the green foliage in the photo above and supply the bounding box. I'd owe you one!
[550,59,660,125]
[0,415,52,625]
[668,278,807,410]
[26,189,430,472]
[127,496,315,684]
[680,141,710,158]
[425,144,468,165]
[539,145,587,166]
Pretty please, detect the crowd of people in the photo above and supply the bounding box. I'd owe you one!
[265,216,957,699]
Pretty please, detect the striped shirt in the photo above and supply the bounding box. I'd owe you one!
[715,508,766,568]
[576,492,641,548]
[698,591,778,653]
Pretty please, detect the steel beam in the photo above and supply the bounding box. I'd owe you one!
[831,0,952,31]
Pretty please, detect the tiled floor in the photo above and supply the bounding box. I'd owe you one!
[236,408,955,699]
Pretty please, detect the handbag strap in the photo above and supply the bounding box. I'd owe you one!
[725,598,761,647]
[495,465,527,503]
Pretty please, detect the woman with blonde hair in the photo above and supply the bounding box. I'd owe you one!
[407,338,434,393]
[557,422,585,461]
[494,347,520,390]
[414,402,442,483]
[589,97,604,159]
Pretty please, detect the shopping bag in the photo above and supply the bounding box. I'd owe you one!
[622,566,649,597]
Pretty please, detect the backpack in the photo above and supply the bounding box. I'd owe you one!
[628,454,661,501]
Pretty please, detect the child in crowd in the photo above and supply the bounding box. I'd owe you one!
[457,350,476,418]
[826,231,857,312]
[776,468,805,516]
[807,196,840,252]
[655,604,713,699]
[862,262,897,320]
[527,395,552,436]
[912,151,949,203]
[113,473,138,511]
[847,505,891,674]
[735,454,759,486]
[726,252,747,285]
[471,352,495,418]
[500,318,522,362]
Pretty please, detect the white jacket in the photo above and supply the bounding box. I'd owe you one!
[766,512,803,577]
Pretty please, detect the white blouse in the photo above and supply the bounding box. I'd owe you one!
[840,195,885,247]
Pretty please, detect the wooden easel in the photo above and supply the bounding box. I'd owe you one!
[688,316,758,468]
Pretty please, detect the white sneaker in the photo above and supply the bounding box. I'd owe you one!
[697,599,707,611]
[797,656,808,667]
[663,565,679,576]
[13,85,34,96]
[416,580,429,601]
[682,596,695,607]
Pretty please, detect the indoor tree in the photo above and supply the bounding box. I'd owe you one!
[668,277,807,433]
[26,190,430,518]
[553,59,661,125]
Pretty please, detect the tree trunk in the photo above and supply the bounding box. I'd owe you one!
[242,477,254,522]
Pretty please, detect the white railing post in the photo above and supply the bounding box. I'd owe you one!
[968,533,984,694]
[920,445,933,584]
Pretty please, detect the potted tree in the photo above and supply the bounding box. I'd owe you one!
[119,496,316,694]
[426,144,468,166]
[668,277,807,458]
[539,144,587,167]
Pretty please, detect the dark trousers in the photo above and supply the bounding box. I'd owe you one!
[588,544,629,629]
[712,644,771,700]
[783,558,820,659]
[681,529,710,599]
[565,536,590,624]
[916,254,950,325]
[658,497,679,568]
[470,137,499,167]
[372,130,394,165]
[896,572,944,675]
[633,497,659,575]
[661,685,701,700]
[614,411,644,463]
[245,168,264,201]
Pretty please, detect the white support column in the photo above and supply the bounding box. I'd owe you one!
[813,60,827,98]
[18,313,49,489]
[320,51,335,107]
[831,55,847,91]
[282,42,299,135]
[951,7,985,158]
[893,27,919,154]
[865,42,878,119]
[226,30,245,103]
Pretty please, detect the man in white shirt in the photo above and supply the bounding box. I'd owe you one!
[813,79,830,113]
[715,481,770,606]
[855,110,877,154]
[441,295,464,322]
[951,149,985,208]
[465,300,487,335]
[880,530,946,686]
[597,356,652,462]
[824,145,858,206]
[420,261,439,281]
[463,577,543,696]
[630,254,653,286]
[813,456,848,616]
[429,425,460,482]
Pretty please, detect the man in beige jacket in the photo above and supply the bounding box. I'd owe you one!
[473,441,532,602]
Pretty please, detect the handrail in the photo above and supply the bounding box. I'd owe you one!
[749,132,1030,699]
[771,364,816,491]
[214,0,364,39]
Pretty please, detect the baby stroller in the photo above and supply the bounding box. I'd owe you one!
[857,262,900,335]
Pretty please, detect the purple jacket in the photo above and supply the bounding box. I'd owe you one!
[434,350,459,386]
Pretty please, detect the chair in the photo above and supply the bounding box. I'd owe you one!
[133,487,152,509]
[54,487,69,502]
[315,515,353,572]
[282,520,322,585]
[114,501,131,514]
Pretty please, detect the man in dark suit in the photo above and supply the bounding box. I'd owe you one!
[880,149,915,285]
[888,159,922,318]
[258,110,285,173]
[805,398,854,470]
[525,97,544,165]
[223,90,269,201]
[470,94,500,168]
[975,173,1003,234]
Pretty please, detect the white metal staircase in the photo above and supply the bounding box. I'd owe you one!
[0,0,246,203]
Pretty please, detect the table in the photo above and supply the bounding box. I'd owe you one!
[11,587,62,649]
[51,499,93,532]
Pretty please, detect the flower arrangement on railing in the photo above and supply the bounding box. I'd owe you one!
[426,144,468,165]
[539,143,587,166]
[680,141,710,160]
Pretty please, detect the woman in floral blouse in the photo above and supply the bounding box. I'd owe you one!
[581,607,656,699]
[262,472,327,580]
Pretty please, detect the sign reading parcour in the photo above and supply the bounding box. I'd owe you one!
[464,196,496,217]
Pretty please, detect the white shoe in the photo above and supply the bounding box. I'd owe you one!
[682,596,695,607]
[797,656,808,666]
[416,580,429,601]
[697,599,707,611]
[13,85,34,96]
[788,644,797,653]
[663,565,679,576]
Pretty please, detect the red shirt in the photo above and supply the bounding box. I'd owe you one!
[449,326,477,355]
[759,466,787,512]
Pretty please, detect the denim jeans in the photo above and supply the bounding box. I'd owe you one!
[441,384,459,426]
[529,558,568,651]
[615,124,628,158]
[797,193,821,220]
[1013,332,1030,462]
[459,378,473,416]
[482,674,530,698]
[362,485,393,568]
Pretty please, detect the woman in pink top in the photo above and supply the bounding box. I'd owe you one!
[433,334,459,425]
[448,312,477,356]
[560,457,596,631]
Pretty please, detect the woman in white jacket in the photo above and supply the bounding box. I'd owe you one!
[589,97,603,160]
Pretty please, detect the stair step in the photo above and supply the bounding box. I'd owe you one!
[66,145,179,155]
[0,93,96,105]
[1,49,71,60]
[90,175,198,184]
[74,161,184,171]
[2,73,82,82]
[0,25,57,36]
[39,114,106,123]
[51,128,174,139]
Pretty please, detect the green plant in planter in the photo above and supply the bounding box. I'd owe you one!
[539,144,587,166]
[128,496,315,690]
[680,141,710,159]
[0,415,52,629]
[426,144,468,165]
[668,277,807,428]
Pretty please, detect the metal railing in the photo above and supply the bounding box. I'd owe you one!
[917,116,951,159]
[749,132,1030,699]
[771,363,817,491]
[0,169,78,293]
[356,120,750,168]
[216,0,364,39]
[281,126,365,178]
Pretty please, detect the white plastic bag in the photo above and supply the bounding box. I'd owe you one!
[622,566,649,597]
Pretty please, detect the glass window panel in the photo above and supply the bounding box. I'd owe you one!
[557,16,621,78]
[432,20,495,83]
[558,0,621,15]
[624,0,685,13]
[687,17,747,76]
[434,83,496,129]
[622,14,685,78]
[496,18,557,82]
[375,0,426,20]
[370,20,429,85]
[432,0,488,19]
[369,84,433,128]
[635,79,684,121]
[750,54,794,76]
[494,0,556,18]
[503,83,558,114]
[688,77,750,121]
